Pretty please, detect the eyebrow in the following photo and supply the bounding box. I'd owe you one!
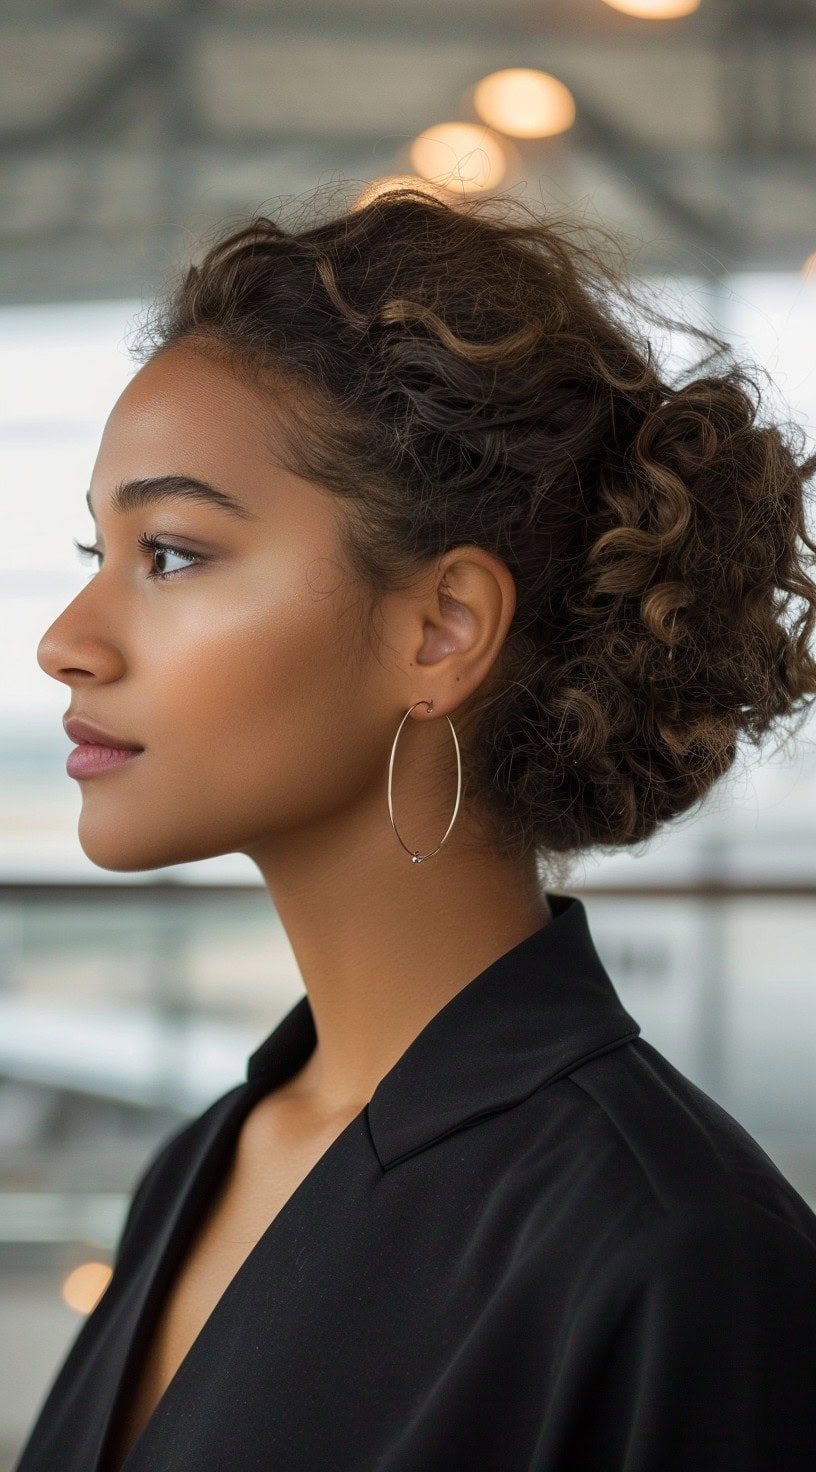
[85,474,256,524]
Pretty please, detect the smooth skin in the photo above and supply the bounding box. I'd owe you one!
[37,339,552,1123]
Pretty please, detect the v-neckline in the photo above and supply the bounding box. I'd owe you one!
[96,1074,370,1472]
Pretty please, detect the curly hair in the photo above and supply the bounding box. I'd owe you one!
[130,182,816,874]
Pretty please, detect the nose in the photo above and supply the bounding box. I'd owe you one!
[37,620,72,684]
[37,604,125,687]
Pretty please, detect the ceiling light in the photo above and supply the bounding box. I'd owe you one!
[473,68,575,139]
[600,0,702,17]
[352,176,453,211]
[409,123,507,194]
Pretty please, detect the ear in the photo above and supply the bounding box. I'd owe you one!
[410,545,517,713]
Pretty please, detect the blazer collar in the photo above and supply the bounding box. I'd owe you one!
[246,891,641,1168]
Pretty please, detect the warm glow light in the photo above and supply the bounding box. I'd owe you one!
[472,68,575,139]
[352,175,453,211]
[62,1260,112,1314]
[802,252,816,284]
[409,123,507,194]
[600,0,701,16]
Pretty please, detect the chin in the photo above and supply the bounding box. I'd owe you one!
[76,823,213,873]
[76,840,172,873]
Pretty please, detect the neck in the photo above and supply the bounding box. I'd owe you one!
[245,796,552,1117]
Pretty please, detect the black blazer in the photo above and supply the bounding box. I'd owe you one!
[15,892,816,1470]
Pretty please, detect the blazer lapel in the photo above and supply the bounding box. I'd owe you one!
[86,1083,257,1472]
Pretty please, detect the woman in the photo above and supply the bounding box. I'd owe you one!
[21,184,816,1470]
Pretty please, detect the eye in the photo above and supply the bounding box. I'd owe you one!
[73,534,205,581]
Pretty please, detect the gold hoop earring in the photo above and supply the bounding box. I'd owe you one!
[387,699,462,863]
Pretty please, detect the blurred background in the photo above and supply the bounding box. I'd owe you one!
[2,0,816,1465]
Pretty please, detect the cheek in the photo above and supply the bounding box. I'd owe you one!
[145,566,376,815]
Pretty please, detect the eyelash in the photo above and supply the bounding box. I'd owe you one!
[73,533,204,581]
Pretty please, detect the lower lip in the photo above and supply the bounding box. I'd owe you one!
[66,745,144,778]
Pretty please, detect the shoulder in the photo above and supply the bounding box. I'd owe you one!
[562,1033,816,1241]
[527,1042,816,1464]
[542,1034,816,1359]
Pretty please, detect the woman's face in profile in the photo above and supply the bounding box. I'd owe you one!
[36,341,400,874]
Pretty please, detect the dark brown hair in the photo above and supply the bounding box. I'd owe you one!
[131,183,816,873]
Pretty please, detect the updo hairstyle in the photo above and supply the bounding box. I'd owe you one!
[131,184,816,870]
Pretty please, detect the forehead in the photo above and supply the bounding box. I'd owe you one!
[91,344,285,508]
[88,342,343,552]
[106,343,270,444]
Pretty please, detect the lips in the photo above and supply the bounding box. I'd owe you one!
[63,715,144,751]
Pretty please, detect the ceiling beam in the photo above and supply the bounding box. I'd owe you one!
[571,96,741,264]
